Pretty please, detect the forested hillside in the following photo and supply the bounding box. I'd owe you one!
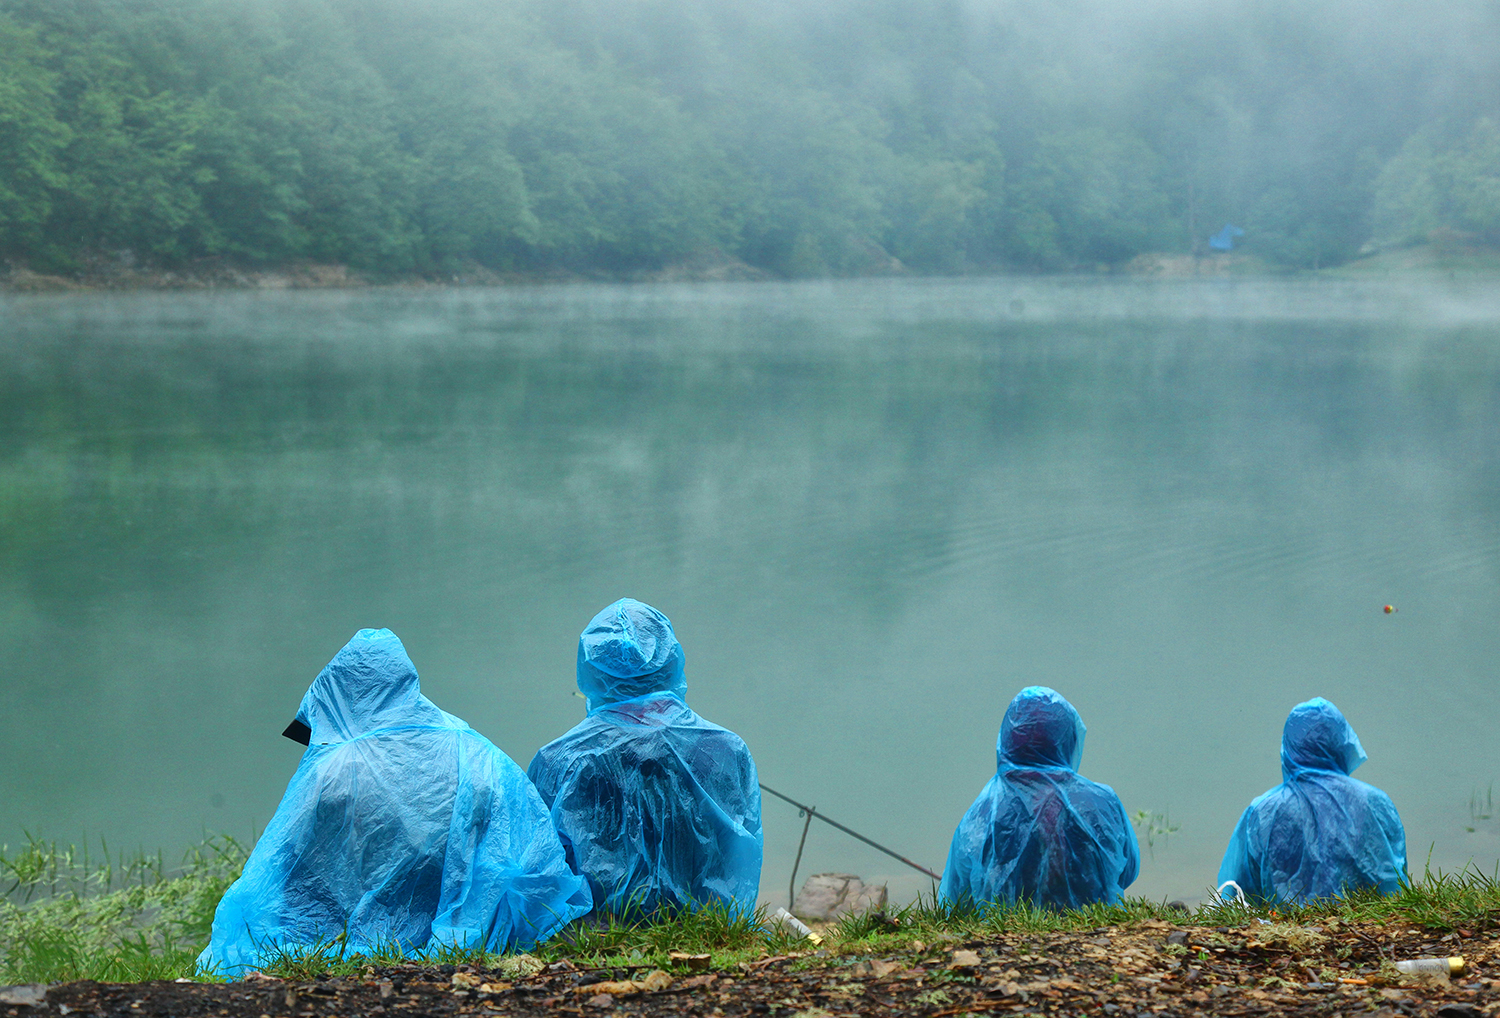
[0,0,1496,279]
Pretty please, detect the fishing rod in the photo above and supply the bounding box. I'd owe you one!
[758,782,943,907]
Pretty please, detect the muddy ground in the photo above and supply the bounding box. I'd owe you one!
[6,920,1497,1018]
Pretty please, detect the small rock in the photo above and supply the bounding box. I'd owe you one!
[1435,1006,1483,1018]
[792,873,889,922]
[1167,900,1189,913]
[584,981,639,996]
[1166,931,1190,947]
[0,985,47,1007]
[668,951,711,971]
[638,970,674,993]
[585,992,615,1008]
[378,981,394,999]
[497,953,545,978]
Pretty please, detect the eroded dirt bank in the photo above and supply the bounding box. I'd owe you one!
[10,919,1498,1018]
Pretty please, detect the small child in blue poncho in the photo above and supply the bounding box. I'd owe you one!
[197,629,591,976]
[527,599,763,919]
[939,686,1139,911]
[1218,697,1406,903]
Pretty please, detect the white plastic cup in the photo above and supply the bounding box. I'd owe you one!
[770,906,822,943]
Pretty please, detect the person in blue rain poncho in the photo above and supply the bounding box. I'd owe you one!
[1218,697,1406,903]
[197,629,591,977]
[527,598,762,918]
[939,686,1138,910]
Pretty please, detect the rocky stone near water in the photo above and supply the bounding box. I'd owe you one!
[0,984,47,1006]
[792,873,888,921]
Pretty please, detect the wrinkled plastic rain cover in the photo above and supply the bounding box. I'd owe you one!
[527,599,763,918]
[1218,697,1407,903]
[939,686,1139,910]
[197,629,591,977]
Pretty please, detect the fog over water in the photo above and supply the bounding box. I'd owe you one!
[3,277,1499,906]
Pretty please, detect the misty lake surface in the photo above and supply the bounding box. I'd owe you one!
[4,276,1500,907]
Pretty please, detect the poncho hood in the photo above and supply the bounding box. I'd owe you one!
[998,686,1086,772]
[576,598,686,712]
[1280,696,1367,781]
[294,628,444,743]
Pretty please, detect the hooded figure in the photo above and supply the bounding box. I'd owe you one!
[197,629,591,976]
[527,599,762,918]
[939,687,1139,910]
[1218,697,1406,903]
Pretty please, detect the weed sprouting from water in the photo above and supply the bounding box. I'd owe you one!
[1130,809,1181,859]
[1465,783,1495,833]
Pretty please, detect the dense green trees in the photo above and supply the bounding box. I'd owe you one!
[0,14,69,257]
[0,0,1495,277]
[1373,119,1500,250]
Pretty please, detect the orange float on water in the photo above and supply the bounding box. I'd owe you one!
[1383,604,1396,613]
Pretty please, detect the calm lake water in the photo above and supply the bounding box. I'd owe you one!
[4,277,1500,907]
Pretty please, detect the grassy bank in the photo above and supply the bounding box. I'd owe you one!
[0,834,245,983]
[5,835,1500,986]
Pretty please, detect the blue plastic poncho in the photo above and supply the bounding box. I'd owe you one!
[939,687,1139,910]
[1218,697,1406,903]
[526,599,763,918]
[197,629,591,976]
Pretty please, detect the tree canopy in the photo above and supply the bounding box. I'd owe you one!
[0,0,1496,277]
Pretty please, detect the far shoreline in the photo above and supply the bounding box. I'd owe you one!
[5,242,1498,295]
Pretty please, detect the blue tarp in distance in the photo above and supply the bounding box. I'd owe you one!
[1209,223,1246,251]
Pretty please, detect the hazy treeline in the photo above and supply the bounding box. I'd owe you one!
[0,0,1497,277]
